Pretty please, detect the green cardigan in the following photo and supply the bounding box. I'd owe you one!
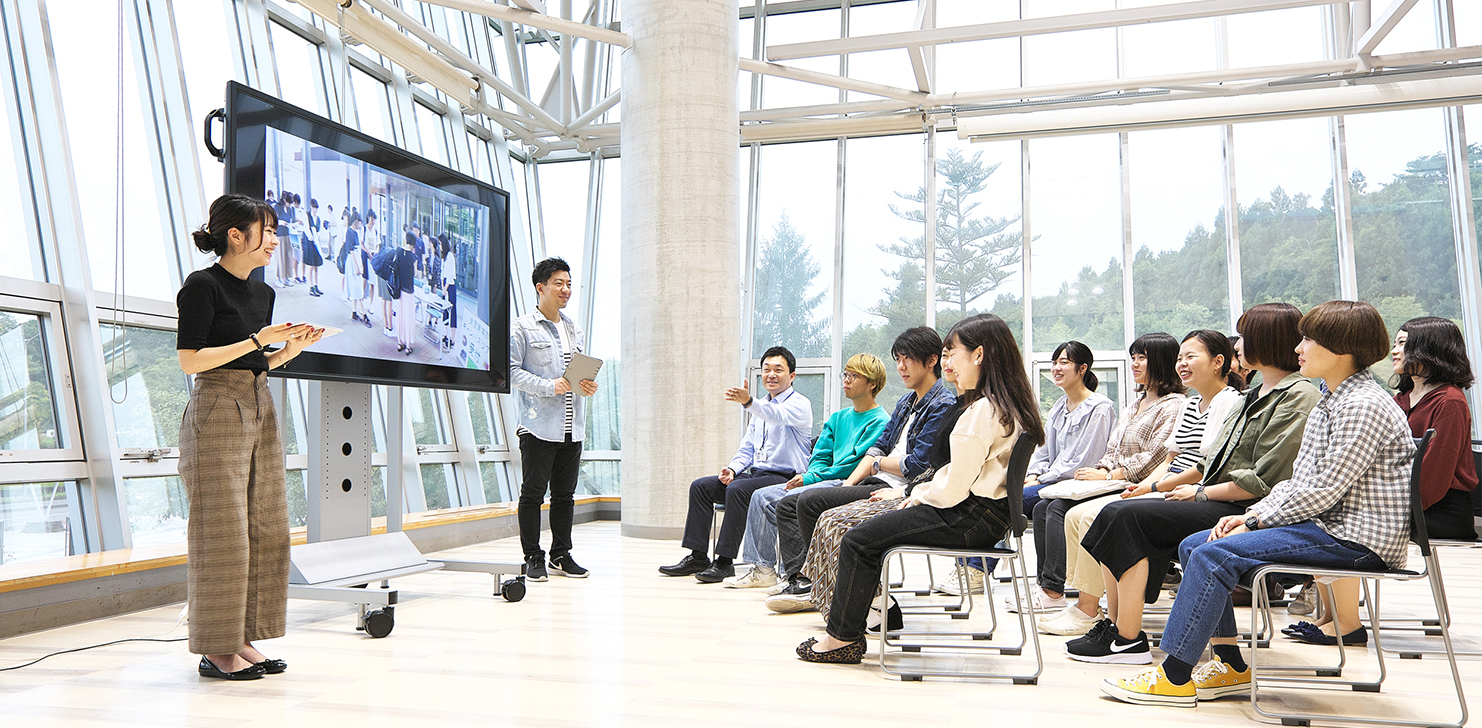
[1198,372,1323,498]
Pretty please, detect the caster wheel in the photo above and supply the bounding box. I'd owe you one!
[500,578,527,602]
[364,608,395,638]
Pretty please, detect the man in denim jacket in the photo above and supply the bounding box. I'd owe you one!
[510,258,598,582]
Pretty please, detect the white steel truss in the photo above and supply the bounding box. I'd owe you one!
[279,0,1482,153]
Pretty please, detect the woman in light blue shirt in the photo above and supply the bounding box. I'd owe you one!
[1017,341,1116,609]
[1027,341,1118,498]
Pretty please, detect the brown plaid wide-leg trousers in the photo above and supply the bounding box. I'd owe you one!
[178,369,289,656]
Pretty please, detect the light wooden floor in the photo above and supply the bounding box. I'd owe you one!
[1,521,1477,727]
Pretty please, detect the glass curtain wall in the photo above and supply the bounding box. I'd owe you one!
[4,0,1482,570]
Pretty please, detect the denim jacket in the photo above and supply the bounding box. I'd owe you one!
[509,310,586,443]
[866,380,957,481]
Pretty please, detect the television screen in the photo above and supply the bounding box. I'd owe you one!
[222,82,510,392]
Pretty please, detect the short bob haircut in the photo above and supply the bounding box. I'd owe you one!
[1236,302,1302,372]
[1298,300,1391,371]
[890,326,943,377]
[1129,332,1185,399]
[1395,316,1475,393]
[845,353,889,397]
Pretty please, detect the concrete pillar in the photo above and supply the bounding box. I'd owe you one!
[620,0,740,539]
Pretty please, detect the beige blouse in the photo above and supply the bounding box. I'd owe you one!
[908,397,1017,509]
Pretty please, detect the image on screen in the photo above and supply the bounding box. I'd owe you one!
[263,127,492,371]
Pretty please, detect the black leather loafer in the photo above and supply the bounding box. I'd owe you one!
[658,553,711,577]
[199,656,266,681]
[695,563,735,583]
[254,658,288,674]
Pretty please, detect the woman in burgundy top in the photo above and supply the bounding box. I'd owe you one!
[1390,316,1477,540]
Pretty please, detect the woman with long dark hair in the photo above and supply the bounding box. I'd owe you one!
[795,313,1045,664]
[176,194,323,680]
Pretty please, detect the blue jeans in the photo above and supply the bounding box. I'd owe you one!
[965,483,1046,573]
[1159,521,1387,666]
[740,480,840,568]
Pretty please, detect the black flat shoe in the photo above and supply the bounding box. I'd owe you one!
[198,656,266,681]
[796,637,866,664]
[253,658,288,674]
[1282,621,1321,638]
[1290,625,1368,646]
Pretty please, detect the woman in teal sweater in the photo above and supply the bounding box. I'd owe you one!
[730,354,892,587]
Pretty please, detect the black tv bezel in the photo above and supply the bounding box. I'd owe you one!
[223,81,510,394]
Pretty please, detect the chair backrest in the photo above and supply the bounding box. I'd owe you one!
[1409,430,1436,557]
[1471,440,1482,518]
[1003,432,1038,538]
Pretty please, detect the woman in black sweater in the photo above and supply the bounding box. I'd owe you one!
[176,194,322,680]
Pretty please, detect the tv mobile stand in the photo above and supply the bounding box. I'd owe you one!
[286,381,525,638]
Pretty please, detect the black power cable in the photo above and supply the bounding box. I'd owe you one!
[0,636,187,673]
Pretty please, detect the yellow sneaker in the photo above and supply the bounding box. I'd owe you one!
[1101,665,1196,707]
[1193,656,1252,701]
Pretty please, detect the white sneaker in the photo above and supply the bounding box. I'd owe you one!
[1005,589,1067,614]
[765,592,816,614]
[934,564,986,595]
[724,565,778,589]
[1037,604,1103,635]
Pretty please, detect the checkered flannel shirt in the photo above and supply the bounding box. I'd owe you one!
[1251,373,1417,569]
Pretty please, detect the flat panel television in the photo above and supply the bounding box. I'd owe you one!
[222,81,509,392]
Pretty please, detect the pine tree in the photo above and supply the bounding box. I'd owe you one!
[752,214,829,358]
[883,147,1024,312]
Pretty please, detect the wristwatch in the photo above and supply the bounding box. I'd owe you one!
[871,457,882,475]
[249,333,265,352]
[1244,513,1261,531]
[1193,485,1207,502]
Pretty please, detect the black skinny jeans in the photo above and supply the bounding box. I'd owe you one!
[518,432,583,560]
[826,495,1010,642]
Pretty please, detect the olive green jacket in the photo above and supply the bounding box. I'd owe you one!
[1198,372,1323,499]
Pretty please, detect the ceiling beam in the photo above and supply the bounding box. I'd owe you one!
[415,0,630,47]
[1355,0,1419,62]
[767,0,1343,61]
[356,0,564,132]
[739,57,928,103]
[956,73,1482,141]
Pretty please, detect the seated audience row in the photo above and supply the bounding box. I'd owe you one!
[646,298,1476,695]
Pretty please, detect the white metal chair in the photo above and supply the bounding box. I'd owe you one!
[876,432,1043,683]
[1245,430,1468,728]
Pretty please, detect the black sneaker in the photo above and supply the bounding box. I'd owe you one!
[549,554,589,578]
[1067,618,1117,650]
[775,575,812,596]
[524,555,548,582]
[658,553,710,577]
[1067,625,1151,664]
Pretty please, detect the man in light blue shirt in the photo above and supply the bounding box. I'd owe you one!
[659,346,813,583]
[509,258,598,583]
